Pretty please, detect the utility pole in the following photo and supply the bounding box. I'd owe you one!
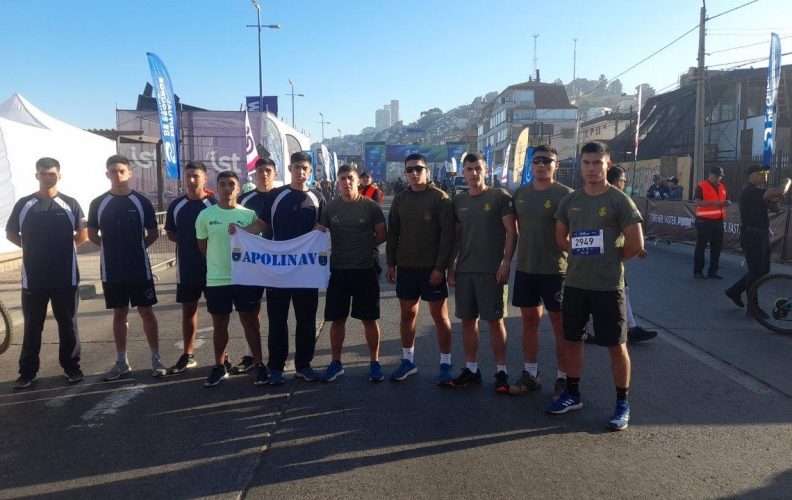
[692,1,707,189]
[573,38,578,81]
[532,34,539,75]
[318,112,330,142]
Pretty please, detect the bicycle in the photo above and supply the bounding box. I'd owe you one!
[0,298,13,355]
[748,273,792,335]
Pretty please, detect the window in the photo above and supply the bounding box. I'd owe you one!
[516,90,534,102]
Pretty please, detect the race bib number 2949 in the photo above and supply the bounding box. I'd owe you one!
[571,230,604,255]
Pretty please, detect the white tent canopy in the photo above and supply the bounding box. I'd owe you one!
[0,93,116,255]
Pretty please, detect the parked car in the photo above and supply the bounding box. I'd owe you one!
[452,176,469,196]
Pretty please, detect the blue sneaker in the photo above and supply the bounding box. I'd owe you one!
[321,360,345,382]
[369,361,385,382]
[268,370,284,385]
[390,359,418,381]
[295,366,321,382]
[546,390,583,414]
[607,401,630,431]
[435,363,453,385]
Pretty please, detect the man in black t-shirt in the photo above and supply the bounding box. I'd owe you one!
[6,158,88,389]
[725,166,791,316]
[232,157,278,373]
[234,151,326,384]
[87,155,165,381]
[165,161,217,374]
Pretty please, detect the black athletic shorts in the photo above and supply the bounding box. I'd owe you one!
[324,267,380,321]
[561,285,627,346]
[396,267,448,302]
[102,280,157,309]
[176,283,206,304]
[511,271,565,312]
[205,285,264,315]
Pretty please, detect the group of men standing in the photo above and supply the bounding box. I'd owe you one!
[18,140,791,432]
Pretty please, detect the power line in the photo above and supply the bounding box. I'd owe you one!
[708,35,792,55]
[706,0,758,21]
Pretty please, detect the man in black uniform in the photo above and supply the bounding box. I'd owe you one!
[165,161,217,374]
[87,155,165,381]
[6,157,88,389]
[233,157,278,373]
[725,165,791,317]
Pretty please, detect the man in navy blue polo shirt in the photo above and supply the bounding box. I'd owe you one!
[87,155,166,381]
[233,157,278,373]
[6,157,88,389]
[233,151,326,384]
[165,161,217,374]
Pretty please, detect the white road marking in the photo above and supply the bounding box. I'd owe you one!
[45,375,104,408]
[174,327,211,350]
[70,384,146,427]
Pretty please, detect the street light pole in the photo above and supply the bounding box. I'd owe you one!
[287,79,304,127]
[318,112,330,142]
[248,1,280,113]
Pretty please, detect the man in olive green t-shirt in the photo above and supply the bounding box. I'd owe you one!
[548,141,644,432]
[447,152,516,393]
[316,165,387,383]
[196,171,267,388]
[385,153,455,383]
[508,145,573,401]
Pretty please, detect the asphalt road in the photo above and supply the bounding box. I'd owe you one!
[1,206,792,499]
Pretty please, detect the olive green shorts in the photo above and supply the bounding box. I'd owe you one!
[454,272,508,321]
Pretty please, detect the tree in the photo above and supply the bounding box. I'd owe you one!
[635,83,656,99]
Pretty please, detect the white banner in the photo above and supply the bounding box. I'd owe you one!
[231,229,330,288]
[501,143,511,187]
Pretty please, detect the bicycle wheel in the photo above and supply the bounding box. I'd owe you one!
[748,273,792,335]
[0,299,13,355]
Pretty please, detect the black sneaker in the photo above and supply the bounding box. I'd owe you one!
[224,356,233,373]
[254,363,269,385]
[64,368,85,383]
[234,356,256,374]
[204,365,229,387]
[627,326,658,343]
[495,371,509,393]
[707,272,724,280]
[725,288,745,308]
[170,353,197,374]
[13,374,37,390]
[449,368,482,388]
[693,272,708,280]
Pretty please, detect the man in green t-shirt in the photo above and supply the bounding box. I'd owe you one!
[507,145,573,401]
[316,165,387,382]
[447,153,516,392]
[548,141,644,432]
[196,171,267,388]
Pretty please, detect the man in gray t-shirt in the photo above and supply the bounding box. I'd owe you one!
[317,165,387,382]
[447,152,516,392]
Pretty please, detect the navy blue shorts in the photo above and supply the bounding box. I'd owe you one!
[396,267,448,302]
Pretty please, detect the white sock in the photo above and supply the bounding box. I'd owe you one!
[466,361,478,373]
[150,349,160,360]
[440,353,451,365]
[403,348,414,363]
[246,346,254,358]
[557,370,567,380]
[524,363,538,377]
[117,352,128,364]
[497,365,508,374]
[625,286,637,329]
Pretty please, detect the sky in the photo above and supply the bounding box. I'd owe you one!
[2,0,790,144]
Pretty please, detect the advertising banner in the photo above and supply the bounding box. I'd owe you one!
[364,143,386,182]
[146,53,180,179]
[244,110,259,172]
[521,147,534,185]
[764,33,782,165]
[513,127,530,184]
[246,96,279,115]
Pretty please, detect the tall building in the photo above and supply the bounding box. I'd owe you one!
[375,108,390,131]
[390,99,401,124]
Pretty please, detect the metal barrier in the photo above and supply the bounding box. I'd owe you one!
[149,211,176,271]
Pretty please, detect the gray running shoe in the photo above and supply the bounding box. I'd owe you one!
[553,378,567,402]
[14,374,37,390]
[151,357,167,377]
[508,370,542,395]
[104,362,131,381]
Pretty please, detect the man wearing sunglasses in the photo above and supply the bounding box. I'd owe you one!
[386,153,455,383]
[508,145,573,401]
[725,166,791,317]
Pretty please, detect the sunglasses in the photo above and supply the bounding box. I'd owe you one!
[405,166,425,173]
[531,157,555,165]
[755,170,769,175]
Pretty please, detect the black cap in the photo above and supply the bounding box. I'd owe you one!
[709,166,724,176]
[746,165,770,177]
[360,171,371,178]
[669,176,679,183]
